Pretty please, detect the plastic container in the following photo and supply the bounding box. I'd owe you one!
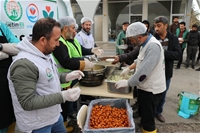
[106,70,132,94]
[83,99,135,133]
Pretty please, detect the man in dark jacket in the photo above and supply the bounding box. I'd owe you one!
[169,16,179,34]
[154,16,181,123]
[112,40,140,66]
[142,20,154,35]
[185,24,200,69]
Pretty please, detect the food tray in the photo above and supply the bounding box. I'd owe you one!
[106,70,132,94]
[83,98,135,133]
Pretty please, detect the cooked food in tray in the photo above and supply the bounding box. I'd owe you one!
[89,105,129,129]
[108,75,130,82]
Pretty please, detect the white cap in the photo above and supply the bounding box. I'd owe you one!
[58,16,76,28]
[81,17,94,24]
[126,22,147,37]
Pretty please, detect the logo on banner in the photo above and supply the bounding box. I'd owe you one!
[26,4,39,23]
[4,0,23,21]
[43,6,54,18]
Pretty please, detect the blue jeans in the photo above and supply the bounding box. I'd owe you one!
[32,115,67,133]
[67,101,77,116]
[156,78,171,115]
[0,127,8,133]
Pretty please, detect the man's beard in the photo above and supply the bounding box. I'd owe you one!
[135,39,143,46]
[66,32,73,39]
[83,27,90,33]
[174,21,178,24]
[44,43,53,55]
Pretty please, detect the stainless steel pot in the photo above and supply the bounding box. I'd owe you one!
[79,64,106,86]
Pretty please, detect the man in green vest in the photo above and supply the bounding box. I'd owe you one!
[175,21,188,69]
[53,16,104,130]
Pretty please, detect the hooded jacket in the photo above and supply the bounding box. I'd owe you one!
[7,37,64,132]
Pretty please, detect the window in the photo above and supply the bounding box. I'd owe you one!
[148,0,171,29]
[108,2,129,41]
[172,0,186,14]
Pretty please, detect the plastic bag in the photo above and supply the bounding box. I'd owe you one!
[177,92,200,119]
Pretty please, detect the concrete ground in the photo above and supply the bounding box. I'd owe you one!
[97,42,200,132]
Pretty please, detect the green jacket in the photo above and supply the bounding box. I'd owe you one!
[116,31,126,55]
[175,28,188,49]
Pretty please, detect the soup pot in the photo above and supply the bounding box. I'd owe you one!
[79,64,106,87]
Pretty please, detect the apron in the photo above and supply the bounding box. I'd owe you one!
[0,28,15,128]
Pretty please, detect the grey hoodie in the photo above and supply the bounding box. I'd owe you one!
[7,36,64,132]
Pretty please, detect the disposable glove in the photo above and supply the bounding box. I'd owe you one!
[66,70,85,82]
[61,87,81,102]
[120,67,131,76]
[0,51,9,60]
[112,56,120,64]
[91,47,104,56]
[83,58,95,70]
[115,80,128,89]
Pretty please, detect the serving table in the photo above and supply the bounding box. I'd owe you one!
[74,80,134,109]
[74,80,133,99]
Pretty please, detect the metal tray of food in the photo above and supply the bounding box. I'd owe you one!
[106,70,132,94]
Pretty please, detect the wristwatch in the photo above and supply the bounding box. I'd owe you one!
[0,44,2,51]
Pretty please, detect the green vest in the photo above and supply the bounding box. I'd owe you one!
[53,37,82,89]
[175,28,188,49]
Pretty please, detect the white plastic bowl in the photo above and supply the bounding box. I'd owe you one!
[106,58,115,62]
[118,45,128,50]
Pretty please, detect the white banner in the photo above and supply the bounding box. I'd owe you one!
[0,0,73,40]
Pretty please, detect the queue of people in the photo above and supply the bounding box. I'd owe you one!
[0,14,199,133]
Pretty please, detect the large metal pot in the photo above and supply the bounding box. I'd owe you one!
[79,64,106,87]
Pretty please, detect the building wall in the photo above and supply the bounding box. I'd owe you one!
[73,0,192,43]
